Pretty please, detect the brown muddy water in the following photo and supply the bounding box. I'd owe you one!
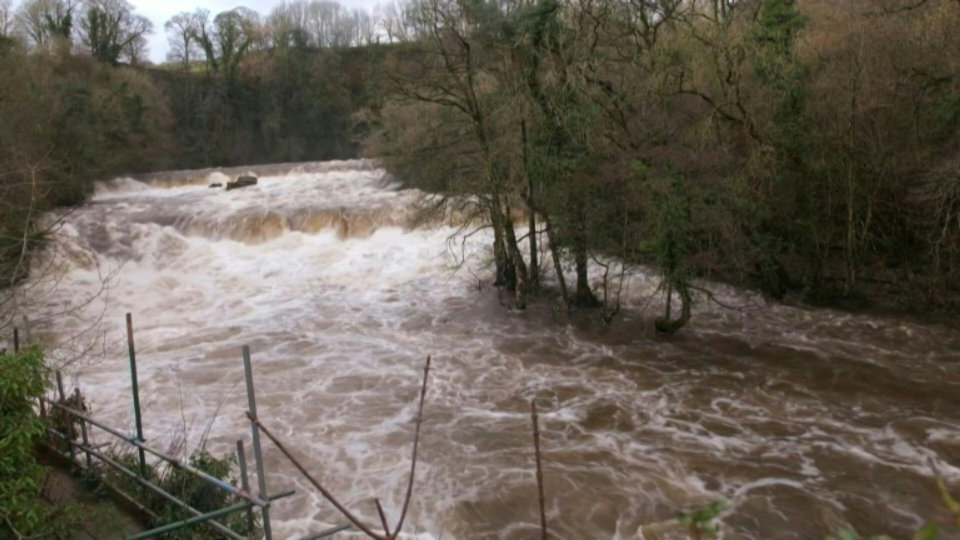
[17,161,960,539]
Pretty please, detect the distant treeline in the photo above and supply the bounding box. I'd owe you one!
[0,0,384,298]
[2,0,959,328]
[149,45,379,168]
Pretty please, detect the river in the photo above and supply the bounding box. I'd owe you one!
[20,161,960,539]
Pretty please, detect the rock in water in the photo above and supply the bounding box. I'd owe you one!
[208,183,223,188]
[225,176,258,191]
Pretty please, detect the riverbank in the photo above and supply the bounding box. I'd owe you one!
[37,450,145,540]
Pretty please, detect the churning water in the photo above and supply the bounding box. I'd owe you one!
[20,161,960,539]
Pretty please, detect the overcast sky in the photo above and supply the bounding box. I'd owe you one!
[130,0,379,63]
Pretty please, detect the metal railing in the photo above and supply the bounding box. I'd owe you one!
[10,313,352,539]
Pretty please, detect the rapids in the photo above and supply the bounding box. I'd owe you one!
[16,161,960,539]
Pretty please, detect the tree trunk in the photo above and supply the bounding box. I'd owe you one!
[544,215,568,305]
[522,121,539,292]
[572,215,600,307]
[490,205,514,289]
[528,209,539,292]
[655,281,692,335]
[503,213,529,309]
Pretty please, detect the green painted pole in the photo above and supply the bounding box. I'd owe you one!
[126,313,147,477]
[126,501,252,540]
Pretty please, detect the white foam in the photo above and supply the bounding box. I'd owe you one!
[18,161,960,539]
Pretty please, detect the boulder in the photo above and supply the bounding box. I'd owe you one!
[208,183,223,188]
[225,176,258,191]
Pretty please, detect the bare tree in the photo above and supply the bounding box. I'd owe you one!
[266,0,311,49]
[352,8,377,45]
[380,0,417,42]
[164,11,201,67]
[264,1,378,49]
[0,0,15,39]
[121,28,148,64]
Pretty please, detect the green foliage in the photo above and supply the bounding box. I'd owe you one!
[937,94,960,139]
[748,0,824,295]
[99,448,258,538]
[0,44,172,285]
[914,524,942,540]
[0,346,78,538]
[0,346,48,535]
[85,7,123,65]
[676,500,726,538]
[640,166,694,284]
[155,450,256,538]
[751,0,806,61]
[751,0,810,165]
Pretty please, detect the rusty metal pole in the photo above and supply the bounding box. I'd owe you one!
[13,327,19,353]
[532,401,548,540]
[237,440,256,538]
[243,345,272,540]
[126,313,147,477]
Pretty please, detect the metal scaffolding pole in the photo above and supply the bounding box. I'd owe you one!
[243,345,273,540]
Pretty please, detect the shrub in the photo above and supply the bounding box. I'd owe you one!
[0,346,77,537]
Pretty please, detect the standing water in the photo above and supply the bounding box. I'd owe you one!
[20,161,960,539]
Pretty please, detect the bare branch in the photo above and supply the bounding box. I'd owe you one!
[392,355,431,538]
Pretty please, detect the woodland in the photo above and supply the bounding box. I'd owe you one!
[1,0,959,331]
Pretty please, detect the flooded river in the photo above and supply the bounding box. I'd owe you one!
[20,161,960,539]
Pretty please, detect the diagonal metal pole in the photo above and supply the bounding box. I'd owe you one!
[243,345,272,540]
[44,398,268,506]
[299,524,353,540]
[126,500,253,540]
[126,313,147,478]
[74,441,245,540]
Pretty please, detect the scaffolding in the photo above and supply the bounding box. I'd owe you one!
[11,313,351,539]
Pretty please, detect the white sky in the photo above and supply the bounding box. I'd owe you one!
[129,0,379,63]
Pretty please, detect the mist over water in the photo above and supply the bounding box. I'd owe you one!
[22,161,960,539]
